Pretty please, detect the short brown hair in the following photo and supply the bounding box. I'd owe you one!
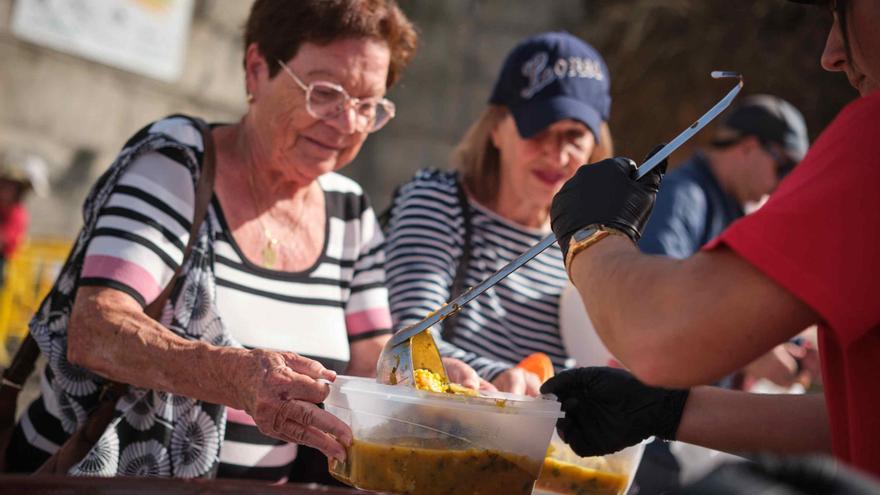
[455,106,613,206]
[244,0,418,87]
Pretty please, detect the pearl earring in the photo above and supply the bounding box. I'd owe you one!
[246,93,254,103]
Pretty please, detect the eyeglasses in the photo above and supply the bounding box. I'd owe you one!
[761,142,796,179]
[277,60,395,133]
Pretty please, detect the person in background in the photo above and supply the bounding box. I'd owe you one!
[384,31,614,396]
[544,0,880,479]
[6,0,417,481]
[640,94,808,260]
[0,151,48,281]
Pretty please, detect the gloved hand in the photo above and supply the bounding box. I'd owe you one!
[550,148,667,259]
[540,367,689,457]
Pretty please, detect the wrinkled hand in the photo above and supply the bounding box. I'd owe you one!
[240,349,352,462]
[550,148,667,259]
[442,357,497,392]
[540,367,689,457]
[492,367,542,397]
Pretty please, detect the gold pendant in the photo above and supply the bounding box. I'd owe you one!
[261,239,277,268]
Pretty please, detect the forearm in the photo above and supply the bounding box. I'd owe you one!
[677,387,831,455]
[569,236,817,387]
[570,237,721,384]
[68,287,257,410]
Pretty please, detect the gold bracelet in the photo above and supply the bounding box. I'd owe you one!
[564,224,627,279]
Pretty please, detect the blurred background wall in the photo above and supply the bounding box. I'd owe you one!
[0,0,854,240]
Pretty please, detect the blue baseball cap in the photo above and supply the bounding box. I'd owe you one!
[489,31,611,142]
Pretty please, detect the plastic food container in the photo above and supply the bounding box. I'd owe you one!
[325,375,564,495]
[533,432,645,495]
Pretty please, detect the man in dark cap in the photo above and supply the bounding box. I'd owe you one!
[640,94,808,259]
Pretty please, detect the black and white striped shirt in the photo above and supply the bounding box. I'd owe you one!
[69,122,389,481]
[384,169,570,380]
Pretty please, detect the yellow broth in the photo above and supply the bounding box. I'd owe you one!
[330,439,541,495]
[536,457,629,495]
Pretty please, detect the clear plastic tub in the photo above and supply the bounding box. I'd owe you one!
[324,375,564,495]
[533,432,646,495]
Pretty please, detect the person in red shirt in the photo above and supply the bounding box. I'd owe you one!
[541,0,880,480]
[0,152,47,280]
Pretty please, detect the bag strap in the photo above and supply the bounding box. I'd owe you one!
[377,184,403,231]
[440,174,473,342]
[0,335,39,391]
[142,118,216,320]
[377,171,472,342]
[0,117,216,390]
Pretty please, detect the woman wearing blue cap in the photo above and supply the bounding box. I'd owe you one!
[383,31,614,395]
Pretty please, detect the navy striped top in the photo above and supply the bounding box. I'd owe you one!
[384,169,571,380]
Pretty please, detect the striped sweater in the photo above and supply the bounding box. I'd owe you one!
[384,169,570,381]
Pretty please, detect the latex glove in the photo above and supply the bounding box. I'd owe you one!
[550,149,666,259]
[442,357,497,392]
[540,367,689,456]
[238,349,352,462]
[492,367,542,397]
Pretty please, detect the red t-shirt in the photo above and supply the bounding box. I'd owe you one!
[706,91,880,476]
[0,202,28,259]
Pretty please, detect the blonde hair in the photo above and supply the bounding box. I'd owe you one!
[454,106,613,205]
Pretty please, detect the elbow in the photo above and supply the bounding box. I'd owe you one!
[627,358,695,389]
[617,340,706,389]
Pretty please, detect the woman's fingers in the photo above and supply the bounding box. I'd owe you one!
[494,368,526,395]
[441,357,483,390]
[270,400,353,461]
[276,421,348,462]
[458,367,481,390]
[282,352,337,381]
[247,350,353,462]
[523,371,542,397]
[478,379,498,392]
[273,400,352,445]
[261,367,329,404]
[459,374,480,390]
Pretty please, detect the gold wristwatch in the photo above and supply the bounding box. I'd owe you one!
[564,224,627,277]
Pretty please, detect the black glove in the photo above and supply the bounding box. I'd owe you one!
[540,367,689,457]
[550,148,666,259]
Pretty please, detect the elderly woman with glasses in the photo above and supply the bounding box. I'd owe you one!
[6,0,416,481]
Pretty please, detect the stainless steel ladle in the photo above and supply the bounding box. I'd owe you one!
[376,71,744,387]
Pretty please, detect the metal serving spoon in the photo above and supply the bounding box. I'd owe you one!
[376,71,744,387]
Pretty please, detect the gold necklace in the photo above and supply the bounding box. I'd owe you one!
[246,173,311,269]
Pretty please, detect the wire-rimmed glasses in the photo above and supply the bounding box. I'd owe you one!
[277,60,396,133]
